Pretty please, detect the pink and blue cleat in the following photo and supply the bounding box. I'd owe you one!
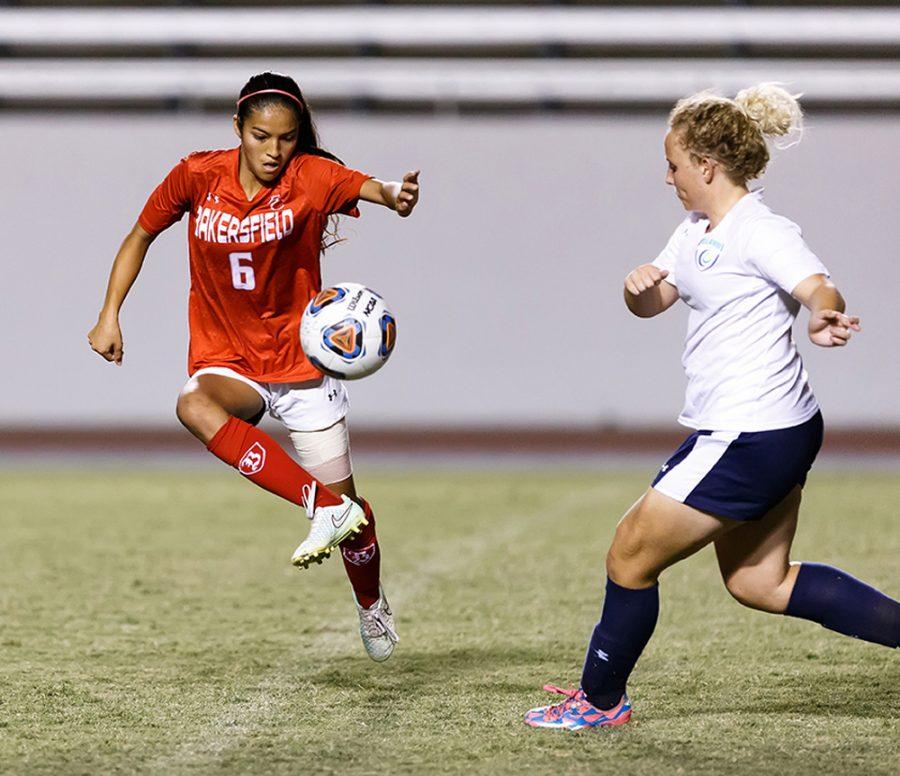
[524,684,632,731]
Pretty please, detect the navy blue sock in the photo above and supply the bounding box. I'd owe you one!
[581,577,659,710]
[786,563,899,648]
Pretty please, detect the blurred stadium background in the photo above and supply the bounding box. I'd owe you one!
[1,3,898,774]
[2,0,900,459]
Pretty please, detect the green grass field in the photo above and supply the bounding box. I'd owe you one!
[1,469,897,775]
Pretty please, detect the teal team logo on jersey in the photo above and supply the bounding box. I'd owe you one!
[695,236,725,271]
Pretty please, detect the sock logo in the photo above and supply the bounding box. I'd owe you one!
[342,542,376,566]
[238,442,266,475]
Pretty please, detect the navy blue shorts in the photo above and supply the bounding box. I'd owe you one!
[651,412,824,521]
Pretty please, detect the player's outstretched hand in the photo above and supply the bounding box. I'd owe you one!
[808,309,861,348]
[624,264,669,296]
[395,170,419,217]
[88,317,124,365]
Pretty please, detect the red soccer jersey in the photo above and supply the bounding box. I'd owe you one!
[138,147,371,382]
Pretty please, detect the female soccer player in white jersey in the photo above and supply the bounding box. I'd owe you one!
[87,72,420,662]
[525,84,899,730]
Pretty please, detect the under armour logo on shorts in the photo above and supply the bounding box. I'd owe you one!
[342,542,376,566]
[238,442,267,475]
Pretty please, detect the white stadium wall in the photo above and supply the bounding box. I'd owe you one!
[0,111,896,428]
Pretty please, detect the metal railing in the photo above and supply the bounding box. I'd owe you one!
[3,8,899,51]
[2,6,899,109]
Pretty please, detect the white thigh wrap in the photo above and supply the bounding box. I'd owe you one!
[288,419,353,484]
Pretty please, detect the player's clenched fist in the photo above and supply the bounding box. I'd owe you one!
[87,318,124,365]
[808,309,861,348]
[624,264,670,296]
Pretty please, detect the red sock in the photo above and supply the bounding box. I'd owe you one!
[207,416,343,510]
[340,498,381,609]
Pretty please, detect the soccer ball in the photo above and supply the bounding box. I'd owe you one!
[300,283,397,380]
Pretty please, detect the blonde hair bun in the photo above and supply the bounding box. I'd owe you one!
[735,83,803,141]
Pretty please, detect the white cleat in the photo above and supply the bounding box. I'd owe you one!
[356,586,398,663]
[291,487,367,570]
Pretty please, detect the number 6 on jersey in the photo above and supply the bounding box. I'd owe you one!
[229,251,256,291]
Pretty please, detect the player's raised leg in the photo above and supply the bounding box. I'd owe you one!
[526,488,733,730]
[176,372,366,564]
[288,420,397,661]
[716,487,900,647]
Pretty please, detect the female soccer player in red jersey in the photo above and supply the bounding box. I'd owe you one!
[87,72,420,662]
[525,84,899,730]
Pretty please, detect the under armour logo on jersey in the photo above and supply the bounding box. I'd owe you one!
[594,648,610,662]
[268,194,284,210]
[327,389,338,401]
[660,464,669,473]
[206,192,220,204]
[238,442,266,475]
[342,542,377,566]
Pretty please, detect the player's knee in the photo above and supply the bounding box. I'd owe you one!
[723,573,785,613]
[608,521,645,564]
[288,421,352,484]
[606,522,652,585]
[175,385,215,435]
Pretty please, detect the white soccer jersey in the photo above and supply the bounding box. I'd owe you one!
[652,191,828,432]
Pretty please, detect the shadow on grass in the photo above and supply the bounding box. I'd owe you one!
[297,644,898,724]
[300,644,558,694]
[645,669,899,721]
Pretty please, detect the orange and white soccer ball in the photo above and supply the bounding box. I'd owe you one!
[300,283,397,380]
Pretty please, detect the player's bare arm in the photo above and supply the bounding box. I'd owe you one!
[791,273,861,348]
[359,171,420,217]
[87,223,156,365]
[623,263,679,318]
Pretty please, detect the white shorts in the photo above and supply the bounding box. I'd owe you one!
[189,367,349,432]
